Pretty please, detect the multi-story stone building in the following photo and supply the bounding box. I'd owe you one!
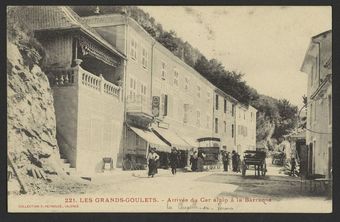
[300,30,332,178]
[13,6,258,173]
[213,88,238,152]
[84,12,258,166]
[84,13,216,167]
[15,6,127,174]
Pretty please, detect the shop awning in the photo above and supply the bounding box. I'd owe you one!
[152,128,192,150]
[182,136,198,148]
[129,127,171,153]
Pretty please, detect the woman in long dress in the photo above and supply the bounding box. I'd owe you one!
[147,147,159,177]
[190,151,198,172]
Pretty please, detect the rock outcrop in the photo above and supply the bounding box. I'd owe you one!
[7,13,87,194]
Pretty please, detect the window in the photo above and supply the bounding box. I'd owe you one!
[161,61,167,80]
[215,118,218,134]
[184,77,189,91]
[196,110,201,127]
[206,115,210,129]
[251,112,253,122]
[224,99,227,113]
[207,92,211,104]
[328,94,332,125]
[161,94,168,116]
[232,104,235,116]
[140,83,147,96]
[183,104,189,123]
[197,85,201,98]
[129,77,137,97]
[232,124,234,138]
[224,121,227,133]
[174,69,179,86]
[215,95,219,110]
[130,38,137,60]
[135,135,139,146]
[141,46,148,69]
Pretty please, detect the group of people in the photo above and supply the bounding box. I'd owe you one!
[221,150,242,173]
[147,146,244,178]
[189,151,205,172]
[147,146,180,177]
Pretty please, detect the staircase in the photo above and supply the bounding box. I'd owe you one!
[56,129,77,175]
[59,157,76,175]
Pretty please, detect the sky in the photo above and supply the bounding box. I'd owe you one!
[139,6,332,107]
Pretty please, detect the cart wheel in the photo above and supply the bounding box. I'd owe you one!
[261,163,267,176]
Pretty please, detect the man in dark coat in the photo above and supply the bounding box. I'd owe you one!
[169,147,179,175]
[222,151,230,172]
[232,150,237,172]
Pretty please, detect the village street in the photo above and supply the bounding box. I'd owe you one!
[8,158,332,213]
[66,159,331,213]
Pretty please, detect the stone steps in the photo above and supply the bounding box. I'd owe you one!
[59,157,76,175]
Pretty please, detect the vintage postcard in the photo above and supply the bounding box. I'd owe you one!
[7,5,332,213]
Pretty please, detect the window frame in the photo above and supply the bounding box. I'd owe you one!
[215,95,219,110]
[130,37,137,61]
[224,99,227,113]
[161,61,167,80]
[173,68,179,86]
[141,45,148,69]
[215,118,219,134]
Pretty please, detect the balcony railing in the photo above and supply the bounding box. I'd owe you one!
[126,95,152,116]
[47,65,121,99]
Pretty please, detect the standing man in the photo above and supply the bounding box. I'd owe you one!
[232,150,237,172]
[169,147,179,175]
[222,151,230,172]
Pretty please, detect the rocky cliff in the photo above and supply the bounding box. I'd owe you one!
[7,13,87,194]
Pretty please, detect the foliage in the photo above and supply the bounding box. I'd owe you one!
[7,7,46,70]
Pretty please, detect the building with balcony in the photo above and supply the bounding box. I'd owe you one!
[83,12,258,168]
[84,13,217,167]
[83,13,173,168]
[300,30,332,179]
[16,6,127,174]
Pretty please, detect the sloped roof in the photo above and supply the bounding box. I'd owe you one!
[15,6,125,59]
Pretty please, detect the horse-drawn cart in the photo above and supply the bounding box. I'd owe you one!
[241,150,267,176]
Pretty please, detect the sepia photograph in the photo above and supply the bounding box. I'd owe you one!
[7,5,332,213]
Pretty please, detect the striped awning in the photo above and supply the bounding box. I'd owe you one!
[152,127,192,151]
